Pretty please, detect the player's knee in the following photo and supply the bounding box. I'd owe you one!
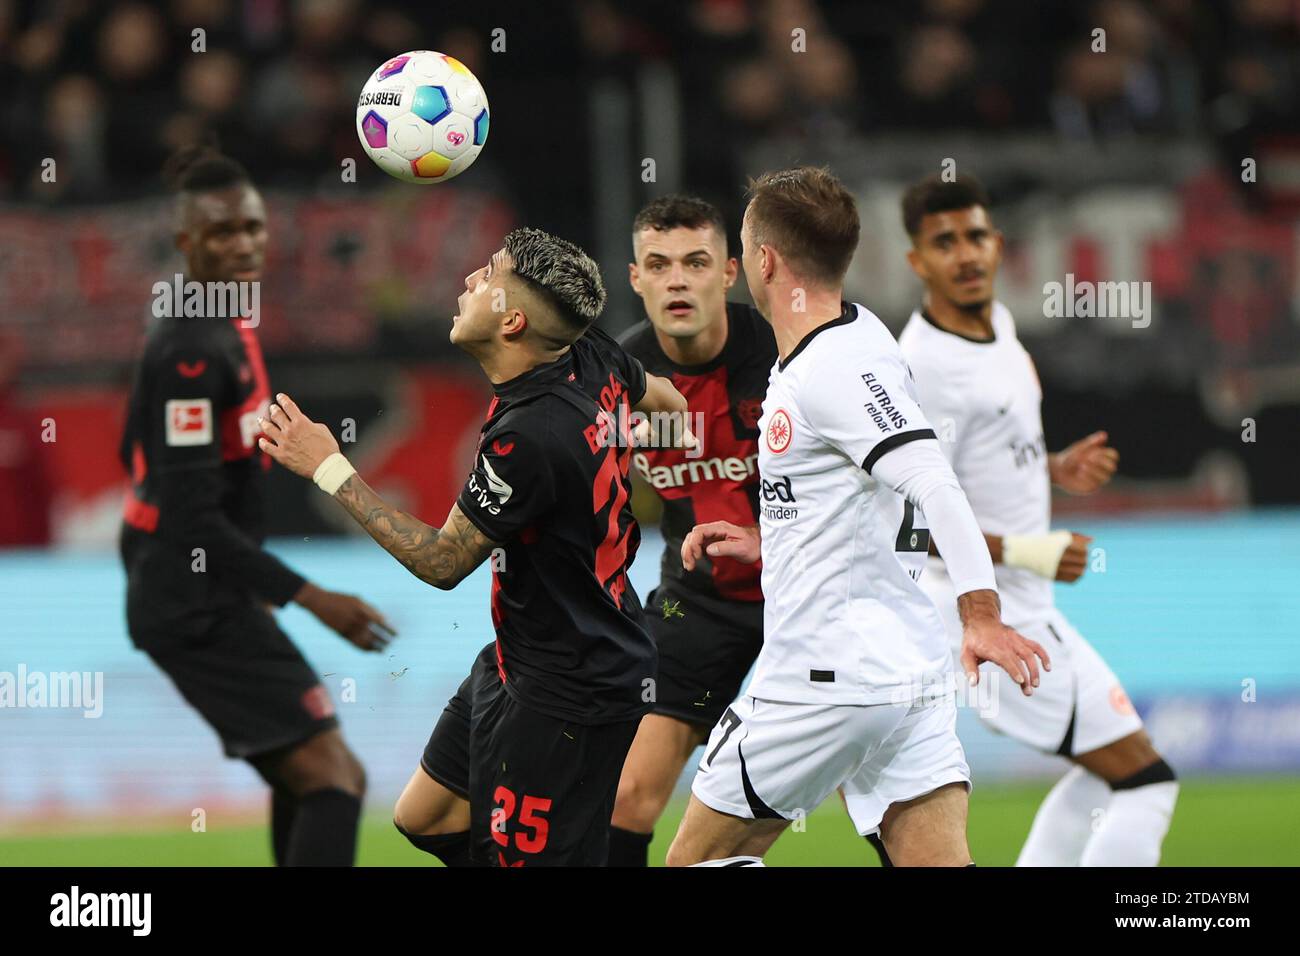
[883,837,971,868]
[663,838,695,868]
[1089,731,1174,786]
[281,735,365,797]
[392,790,417,834]
[393,779,471,836]
[316,739,365,795]
[613,772,670,832]
[663,818,718,868]
[1121,729,1162,763]
[344,751,367,796]
[392,796,447,836]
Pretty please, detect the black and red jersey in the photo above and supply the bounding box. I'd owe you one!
[118,312,303,644]
[618,302,777,606]
[455,327,655,726]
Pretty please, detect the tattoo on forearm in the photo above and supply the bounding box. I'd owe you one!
[334,474,495,588]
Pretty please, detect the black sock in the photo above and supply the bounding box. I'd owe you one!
[864,831,894,867]
[1111,757,1178,790]
[284,788,362,866]
[271,789,297,866]
[607,826,653,867]
[394,824,479,867]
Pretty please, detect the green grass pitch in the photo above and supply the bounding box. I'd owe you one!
[2,778,1295,866]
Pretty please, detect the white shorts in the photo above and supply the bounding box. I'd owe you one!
[690,693,971,836]
[927,587,1144,755]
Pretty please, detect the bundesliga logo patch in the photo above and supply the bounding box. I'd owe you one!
[164,398,213,447]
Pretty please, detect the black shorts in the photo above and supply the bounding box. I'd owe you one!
[140,602,338,759]
[469,680,639,867]
[419,642,499,799]
[422,641,641,866]
[646,586,763,728]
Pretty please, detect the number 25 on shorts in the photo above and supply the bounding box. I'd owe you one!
[491,786,553,859]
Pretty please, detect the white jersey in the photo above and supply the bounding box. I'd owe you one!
[898,303,1052,628]
[747,302,952,706]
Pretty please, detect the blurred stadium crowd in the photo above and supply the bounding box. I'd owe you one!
[0,0,1296,206]
[0,0,1298,549]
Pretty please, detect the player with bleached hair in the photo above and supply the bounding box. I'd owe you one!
[260,227,689,866]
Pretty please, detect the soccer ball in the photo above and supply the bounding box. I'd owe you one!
[355,50,489,184]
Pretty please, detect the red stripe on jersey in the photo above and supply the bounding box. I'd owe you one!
[122,493,159,532]
[592,442,632,607]
[489,573,508,681]
[221,321,273,465]
[131,441,148,484]
[490,566,503,628]
[123,441,158,531]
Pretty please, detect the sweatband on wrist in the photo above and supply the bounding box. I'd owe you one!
[313,452,356,495]
[1002,531,1073,579]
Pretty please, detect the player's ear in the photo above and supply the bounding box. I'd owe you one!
[905,245,927,281]
[992,229,1005,264]
[501,307,527,340]
[723,256,739,290]
[628,261,642,295]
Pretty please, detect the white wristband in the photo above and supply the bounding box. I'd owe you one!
[312,452,356,496]
[1002,531,1073,579]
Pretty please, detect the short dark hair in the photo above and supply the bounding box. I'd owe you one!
[163,141,250,194]
[503,226,607,334]
[632,195,727,249]
[745,166,859,286]
[901,173,992,238]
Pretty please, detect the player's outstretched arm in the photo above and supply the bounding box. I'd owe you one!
[681,520,760,570]
[632,374,700,452]
[258,393,497,590]
[291,581,395,652]
[333,481,497,590]
[1049,430,1118,494]
[637,372,688,417]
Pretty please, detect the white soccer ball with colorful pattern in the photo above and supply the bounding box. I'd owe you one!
[355,51,489,184]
